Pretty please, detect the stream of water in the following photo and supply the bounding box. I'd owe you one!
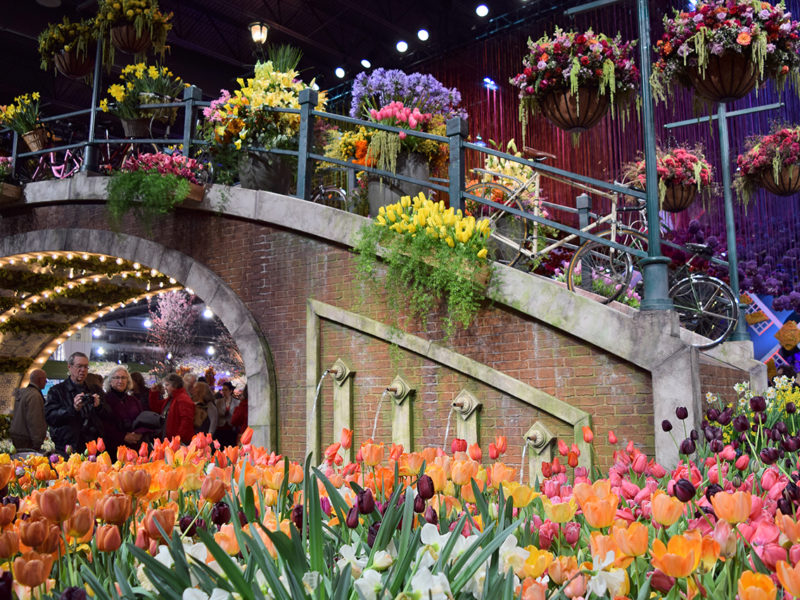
[442,407,456,451]
[308,369,330,429]
[520,442,528,484]
[371,390,390,441]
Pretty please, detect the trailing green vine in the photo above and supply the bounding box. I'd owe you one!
[107,170,190,232]
[0,318,67,335]
[354,192,493,339]
[0,356,33,373]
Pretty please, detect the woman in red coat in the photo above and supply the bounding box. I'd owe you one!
[162,373,195,443]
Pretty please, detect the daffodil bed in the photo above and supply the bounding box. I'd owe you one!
[4,376,800,599]
[354,193,492,337]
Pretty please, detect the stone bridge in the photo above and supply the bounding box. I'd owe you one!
[0,175,766,471]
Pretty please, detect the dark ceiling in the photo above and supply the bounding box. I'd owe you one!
[0,0,590,117]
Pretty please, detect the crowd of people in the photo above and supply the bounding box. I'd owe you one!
[8,351,249,455]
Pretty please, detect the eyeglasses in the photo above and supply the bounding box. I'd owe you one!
[72,364,89,370]
[111,376,128,381]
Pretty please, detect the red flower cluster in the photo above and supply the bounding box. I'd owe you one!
[737,126,800,177]
[120,151,205,184]
[628,146,713,188]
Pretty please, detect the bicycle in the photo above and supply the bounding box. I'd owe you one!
[15,125,84,182]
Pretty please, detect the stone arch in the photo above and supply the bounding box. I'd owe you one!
[0,229,278,449]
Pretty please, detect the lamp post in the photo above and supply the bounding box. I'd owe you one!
[249,21,269,45]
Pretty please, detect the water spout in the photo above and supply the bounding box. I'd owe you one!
[309,369,330,427]
[442,406,456,451]
[520,439,529,484]
[371,390,390,441]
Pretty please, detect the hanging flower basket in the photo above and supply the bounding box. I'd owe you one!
[686,51,758,103]
[120,117,151,138]
[110,24,153,55]
[0,183,22,205]
[538,87,610,133]
[22,128,50,153]
[661,183,698,212]
[761,165,800,197]
[53,47,95,79]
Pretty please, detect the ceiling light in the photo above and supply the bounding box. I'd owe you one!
[96,347,105,356]
[143,318,152,328]
[249,21,269,44]
[92,327,102,338]
[361,59,371,69]
[206,346,216,356]
[203,307,214,319]
[417,29,429,41]
[476,4,489,17]
[396,40,408,53]
[335,67,346,79]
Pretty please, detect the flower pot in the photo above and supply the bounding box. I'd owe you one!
[539,86,610,133]
[110,23,152,55]
[687,51,757,103]
[22,129,50,153]
[760,165,800,196]
[238,151,293,195]
[120,117,151,139]
[661,182,698,213]
[367,152,430,217]
[53,47,95,79]
[0,183,22,205]
[138,92,177,124]
[183,182,205,203]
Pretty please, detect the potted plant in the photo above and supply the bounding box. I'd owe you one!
[652,1,800,104]
[622,145,714,212]
[100,63,186,136]
[349,68,466,215]
[0,157,22,205]
[510,27,639,134]
[106,151,206,231]
[205,58,326,193]
[0,92,47,152]
[38,17,97,79]
[735,125,800,204]
[355,192,492,338]
[95,0,172,65]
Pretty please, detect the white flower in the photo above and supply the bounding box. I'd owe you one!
[410,566,451,600]
[372,550,393,571]
[498,534,529,576]
[337,544,368,578]
[182,589,231,600]
[302,572,321,594]
[136,564,155,593]
[462,562,487,599]
[354,569,383,600]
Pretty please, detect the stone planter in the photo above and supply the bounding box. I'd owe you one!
[539,86,610,133]
[53,47,95,79]
[0,183,22,206]
[238,151,293,195]
[22,128,50,153]
[761,165,800,196]
[110,23,152,55]
[367,152,429,217]
[661,182,698,213]
[687,51,757,103]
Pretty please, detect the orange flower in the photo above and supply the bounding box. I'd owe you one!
[650,531,702,578]
[0,464,14,489]
[214,522,240,555]
[95,493,132,525]
[201,477,227,504]
[76,488,102,510]
[340,428,353,450]
[738,570,776,600]
[77,461,102,485]
[699,535,721,571]
[0,530,19,559]
[0,503,16,527]
[495,436,507,454]
[590,531,624,567]
[651,491,684,526]
[18,518,48,548]
[261,467,284,491]
[240,427,253,445]
[710,490,752,524]
[737,32,752,46]
[776,511,800,544]
[63,506,94,540]
[777,560,800,597]
[582,426,594,443]
[548,555,579,585]
[118,468,151,497]
[611,522,648,557]
[33,521,61,554]
[488,462,516,489]
[426,464,448,492]
[361,442,384,467]
[13,551,54,588]
[450,460,478,487]
[542,498,577,523]
[574,480,619,529]
[288,463,303,484]
[143,507,176,542]
[96,524,122,552]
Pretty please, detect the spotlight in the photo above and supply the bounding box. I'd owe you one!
[92,327,102,338]
[207,346,216,356]
[417,29,429,41]
[203,307,214,319]
[396,40,408,53]
[476,4,489,17]
[361,58,371,69]
[335,67,346,79]
[143,318,152,328]
[483,77,498,90]
[96,347,105,356]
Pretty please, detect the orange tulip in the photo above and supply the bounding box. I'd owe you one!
[157,468,185,492]
[143,507,176,542]
[64,506,94,539]
[495,436,508,455]
[0,464,13,489]
[0,530,19,559]
[468,443,482,462]
[650,531,702,578]
[240,427,253,445]
[77,461,102,484]
[287,463,303,484]
[13,551,54,588]
[548,555,579,585]
[340,428,353,450]
[738,570,776,600]
[0,503,16,527]
[450,460,478,487]
[582,426,594,443]
[34,521,61,554]
[612,522,649,557]
[37,485,77,523]
[119,468,151,497]
[488,462,516,489]
[214,522,240,555]
[542,498,577,523]
[76,488,102,510]
[776,511,800,544]
[18,517,48,548]
[96,524,122,552]
[201,477,227,504]
[590,531,624,567]
[652,491,684,526]
[710,490,752,524]
[361,442,384,467]
[777,560,800,598]
[95,493,132,525]
[582,495,618,529]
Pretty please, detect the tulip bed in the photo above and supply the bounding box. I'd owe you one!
[2,378,800,599]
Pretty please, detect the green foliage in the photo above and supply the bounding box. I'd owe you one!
[0,317,66,335]
[107,169,190,232]
[0,356,33,373]
[267,43,303,72]
[0,270,61,294]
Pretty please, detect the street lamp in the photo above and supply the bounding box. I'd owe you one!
[249,22,269,44]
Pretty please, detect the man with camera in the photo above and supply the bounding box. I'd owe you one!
[44,351,108,455]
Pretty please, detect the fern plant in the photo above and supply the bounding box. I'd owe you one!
[106,169,189,232]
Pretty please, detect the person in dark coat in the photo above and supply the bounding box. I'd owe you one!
[9,369,48,451]
[130,371,150,411]
[44,352,108,455]
[101,366,145,457]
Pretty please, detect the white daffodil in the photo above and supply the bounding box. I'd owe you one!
[585,550,623,598]
[354,569,383,600]
[337,543,368,578]
[498,534,529,576]
[409,566,451,600]
[462,562,487,599]
[182,589,232,600]
[302,572,321,595]
[372,550,394,571]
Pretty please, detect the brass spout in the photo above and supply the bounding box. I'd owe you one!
[527,432,544,447]
[452,401,465,409]
[386,385,400,394]
[328,366,341,377]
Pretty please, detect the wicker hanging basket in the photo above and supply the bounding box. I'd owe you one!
[539,86,610,133]
[761,165,800,196]
[687,51,758,103]
[22,128,50,153]
[110,23,153,55]
[120,117,151,139]
[53,48,95,79]
[661,183,698,213]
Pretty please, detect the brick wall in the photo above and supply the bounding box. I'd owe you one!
[0,203,654,470]
[700,360,749,407]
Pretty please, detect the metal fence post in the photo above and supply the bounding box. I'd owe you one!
[297,88,318,201]
[576,194,592,291]
[181,85,202,158]
[447,117,468,213]
[81,39,104,173]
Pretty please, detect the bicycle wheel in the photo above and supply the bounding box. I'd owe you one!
[465,182,528,267]
[311,186,348,211]
[669,274,739,349]
[566,239,634,304]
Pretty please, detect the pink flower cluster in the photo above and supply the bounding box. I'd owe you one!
[737,126,800,177]
[368,101,432,139]
[121,152,205,184]
[0,156,11,182]
[202,89,231,123]
[633,147,713,187]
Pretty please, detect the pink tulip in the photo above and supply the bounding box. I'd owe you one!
[761,468,779,491]
[752,520,780,546]
[620,479,640,500]
[399,131,407,140]
[632,453,647,475]
[563,521,581,546]
[790,544,800,565]
[712,520,737,558]
[735,454,750,471]
[648,462,667,478]
[768,480,788,501]
[719,445,736,461]
[408,116,418,129]
[757,542,787,571]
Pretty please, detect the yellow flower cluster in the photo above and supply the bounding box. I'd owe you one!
[376,193,490,259]
[0,92,42,135]
[95,0,171,29]
[100,63,185,121]
[37,17,96,69]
